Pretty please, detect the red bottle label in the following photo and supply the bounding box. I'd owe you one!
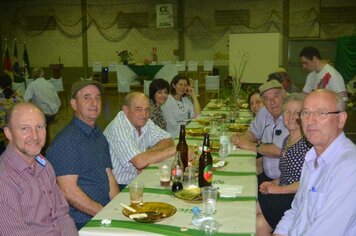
[203,164,213,182]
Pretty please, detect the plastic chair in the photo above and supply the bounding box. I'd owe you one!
[205,75,220,100]
[12,82,26,96]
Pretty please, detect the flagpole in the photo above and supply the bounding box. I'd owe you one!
[0,38,3,75]
[81,0,89,79]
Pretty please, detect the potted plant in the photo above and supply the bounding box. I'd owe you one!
[117,50,133,65]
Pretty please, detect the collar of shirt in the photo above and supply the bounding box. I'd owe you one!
[72,116,100,138]
[2,145,43,176]
[305,132,346,171]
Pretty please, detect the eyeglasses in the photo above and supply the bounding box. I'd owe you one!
[300,110,341,119]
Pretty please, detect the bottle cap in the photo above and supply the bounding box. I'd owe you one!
[192,207,201,215]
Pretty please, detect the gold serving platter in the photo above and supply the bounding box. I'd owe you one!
[122,202,176,223]
[195,118,211,126]
[206,113,227,119]
[236,117,253,124]
[206,104,223,110]
[186,128,209,137]
[227,124,249,132]
[239,102,249,109]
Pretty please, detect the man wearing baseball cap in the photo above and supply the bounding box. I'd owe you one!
[46,80,119,229]
[232,80,289,183]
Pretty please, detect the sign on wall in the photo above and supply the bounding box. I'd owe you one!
[156,4,173,28]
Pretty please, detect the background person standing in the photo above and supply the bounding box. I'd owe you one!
[24,67,61,146]
[299,46,348,101]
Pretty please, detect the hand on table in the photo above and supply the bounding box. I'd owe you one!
[259,181,281,194]
[231,133,254,151]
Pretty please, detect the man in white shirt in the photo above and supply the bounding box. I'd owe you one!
[232,80,289,183]
[24,68,61,121]
[24,67,61,145]
[104,92,176,190]
[299,46,348,101]
[274,89,356,236]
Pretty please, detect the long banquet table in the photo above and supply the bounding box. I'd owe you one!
[79,100,257,236]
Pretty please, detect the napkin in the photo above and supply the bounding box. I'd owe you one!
[215,184,243,198]
[213,160,225,168]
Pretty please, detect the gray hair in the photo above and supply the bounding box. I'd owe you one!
[32,68,44,79]
[334,92,346,112]
[282,93,305,110]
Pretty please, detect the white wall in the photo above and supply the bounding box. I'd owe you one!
[229,33,282,84]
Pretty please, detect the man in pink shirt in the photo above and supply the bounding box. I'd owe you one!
[0,103,77,235]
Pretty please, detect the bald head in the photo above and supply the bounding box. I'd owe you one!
[124,92,148,107]
[123,92,150,132]
[4,103,46,163]
[6,103,45,128]
[302,89,347,155]
[304,89,345,112]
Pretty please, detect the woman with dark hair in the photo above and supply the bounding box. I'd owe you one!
[161,75,201,138]
[148,78,170,130]
[0,75,23,153]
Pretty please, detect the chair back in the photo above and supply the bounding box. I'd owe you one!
[12,82,26,96]
[49,77,64,92]
[205,75,220,90]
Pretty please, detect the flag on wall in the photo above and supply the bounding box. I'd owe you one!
[23,44,30,80]
[13,41,23,83]
[3,45,13,79]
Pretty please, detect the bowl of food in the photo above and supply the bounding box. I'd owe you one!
[227,124,249,132]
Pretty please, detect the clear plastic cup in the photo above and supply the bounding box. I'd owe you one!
[129,181,144,206]
[201,186,218,216]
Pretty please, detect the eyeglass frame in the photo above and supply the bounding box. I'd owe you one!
[299,110,342,119]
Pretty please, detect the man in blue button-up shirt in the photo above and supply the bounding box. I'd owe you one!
[274,89,356,236]
[47,80,119,230]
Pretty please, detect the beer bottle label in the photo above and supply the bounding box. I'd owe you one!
[202,145,211,153]
[171,167,183,177]
[203,164,213,182]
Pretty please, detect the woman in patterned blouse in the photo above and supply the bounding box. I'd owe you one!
[148,78,170,130]
[256,93,312,236]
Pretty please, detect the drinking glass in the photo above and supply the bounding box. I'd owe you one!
[202,186,218,216]
[129,181,144,206]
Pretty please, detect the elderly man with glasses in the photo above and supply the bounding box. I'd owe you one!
[274,89,356,236]
[232,80,289,184]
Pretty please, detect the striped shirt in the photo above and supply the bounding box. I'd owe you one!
[0,146,77,236]
[161,95,195,138]
[104,111,171,185]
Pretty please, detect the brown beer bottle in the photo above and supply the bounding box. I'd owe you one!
[177,125,189,171]
[198,133,213,187]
